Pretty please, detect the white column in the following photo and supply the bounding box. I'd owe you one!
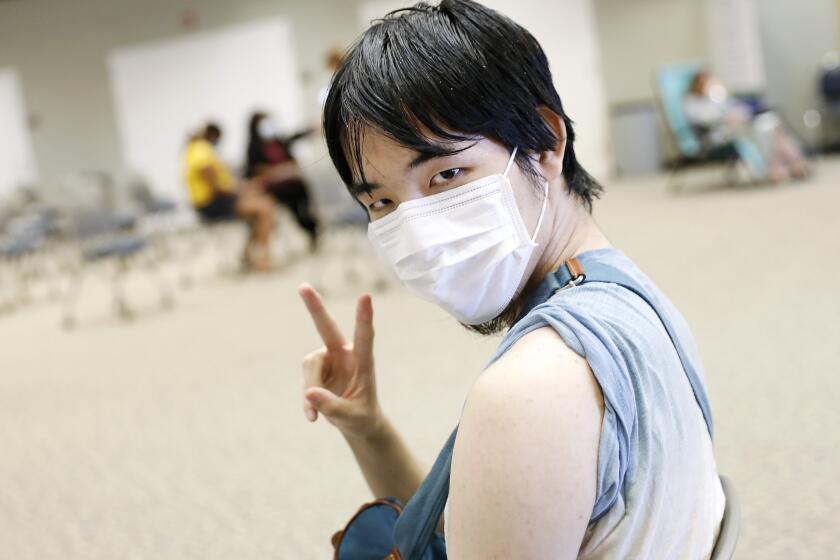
[706,0,766,92]
[0,68,38,197]
[483,0,611,180]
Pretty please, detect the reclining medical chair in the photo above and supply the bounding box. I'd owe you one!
[654,63,766,191]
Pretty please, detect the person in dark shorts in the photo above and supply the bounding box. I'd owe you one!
[183,123,276,271]
[245,112,320,251]
[196,189,238,221]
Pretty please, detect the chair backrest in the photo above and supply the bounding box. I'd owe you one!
[711,475,740,560]
[654,63,704,158]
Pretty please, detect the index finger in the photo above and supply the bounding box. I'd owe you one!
[353,293,375,374]
[298,283,346,351]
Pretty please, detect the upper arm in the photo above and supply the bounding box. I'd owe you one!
[199,165,216,180]
[446,327,604,559]
[189,142,214,168]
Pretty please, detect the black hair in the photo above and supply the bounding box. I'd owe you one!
[323,0,602,211]
[204,122,222,140]
[248,112,267,142]
[248,113,264,137]
[689,70,710,96]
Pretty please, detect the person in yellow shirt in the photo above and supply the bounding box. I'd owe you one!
[183,123,276,271]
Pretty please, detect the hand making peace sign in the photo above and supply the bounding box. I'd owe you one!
[298,283,384,440]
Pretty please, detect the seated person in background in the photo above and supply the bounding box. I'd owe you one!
[183,123,276,272]
[245,112,320,251]
[683,71,809,183]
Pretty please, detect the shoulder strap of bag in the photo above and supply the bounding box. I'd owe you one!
[394,254,714,559]
[558,256,714,438]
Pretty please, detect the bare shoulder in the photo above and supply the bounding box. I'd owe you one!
[446,327,605,558]
[466,326,603,422]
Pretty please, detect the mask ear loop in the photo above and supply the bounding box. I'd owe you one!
[503,146,519,178]
[530,180,549,244]
[504,147,549,244]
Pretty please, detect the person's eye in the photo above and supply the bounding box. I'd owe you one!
[368,198,393,212]
[430,168,463,187]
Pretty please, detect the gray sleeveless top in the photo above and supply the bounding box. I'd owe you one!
[396,248,724,558]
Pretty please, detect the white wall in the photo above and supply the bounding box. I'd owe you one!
[0,69,38,197]
[756,0,838,137]
[487,0,612,180]
[0,0,361,182]
[706,0,765,92]
[109,18,302,201]
[358,0,408,26]
[594,0,838,126]
[357,0,613,181]
[594,0,708,106]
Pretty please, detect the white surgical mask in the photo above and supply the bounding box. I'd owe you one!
[367,148,548,324]
[257,119,278,139]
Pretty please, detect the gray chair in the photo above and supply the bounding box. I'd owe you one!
[0,212,51,310]
[51,171,174,328]
[711,475,740,559]
[60,209,174,327]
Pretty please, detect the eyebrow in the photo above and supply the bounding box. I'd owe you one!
[407,142,476,169]
[348,181,382,197]
[348,140,479,197]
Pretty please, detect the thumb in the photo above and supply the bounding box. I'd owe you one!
[305,387,345,419]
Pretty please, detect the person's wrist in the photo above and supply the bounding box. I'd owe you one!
[343,406,388,444]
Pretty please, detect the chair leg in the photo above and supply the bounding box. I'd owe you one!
[44,246,63,302]
[212,223,243,276]
[61,262,85,330]
[179,229,204,289]
[12,256,33,305]
[724,159,740,186]
[112,257,133,321]
[142,249,174,310]
[0,261,13,313]
[666,162,684,193]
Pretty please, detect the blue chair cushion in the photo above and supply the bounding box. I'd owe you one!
[0,235,42,258]
[655,63,704,158]
[84,237,147,261]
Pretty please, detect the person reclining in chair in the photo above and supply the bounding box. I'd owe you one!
[684,71,809,183]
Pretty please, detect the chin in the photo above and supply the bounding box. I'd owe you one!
[459,301,523,336]
[461,269,545,336]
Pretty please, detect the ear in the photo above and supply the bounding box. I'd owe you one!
[535,106,567,182]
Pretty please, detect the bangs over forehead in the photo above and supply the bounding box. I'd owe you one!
[326,3,505,185]
[323,0,601,208]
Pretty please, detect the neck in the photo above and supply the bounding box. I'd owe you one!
[468,183,612,336]
[522,189,612,298]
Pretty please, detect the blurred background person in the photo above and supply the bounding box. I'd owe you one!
[684,71,810,183]
[184,122,276,271]
[245,112,320,252]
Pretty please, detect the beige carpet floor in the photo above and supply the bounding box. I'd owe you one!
[1,158,839,559]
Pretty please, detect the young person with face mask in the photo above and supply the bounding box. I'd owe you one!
[297,1,724,557]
